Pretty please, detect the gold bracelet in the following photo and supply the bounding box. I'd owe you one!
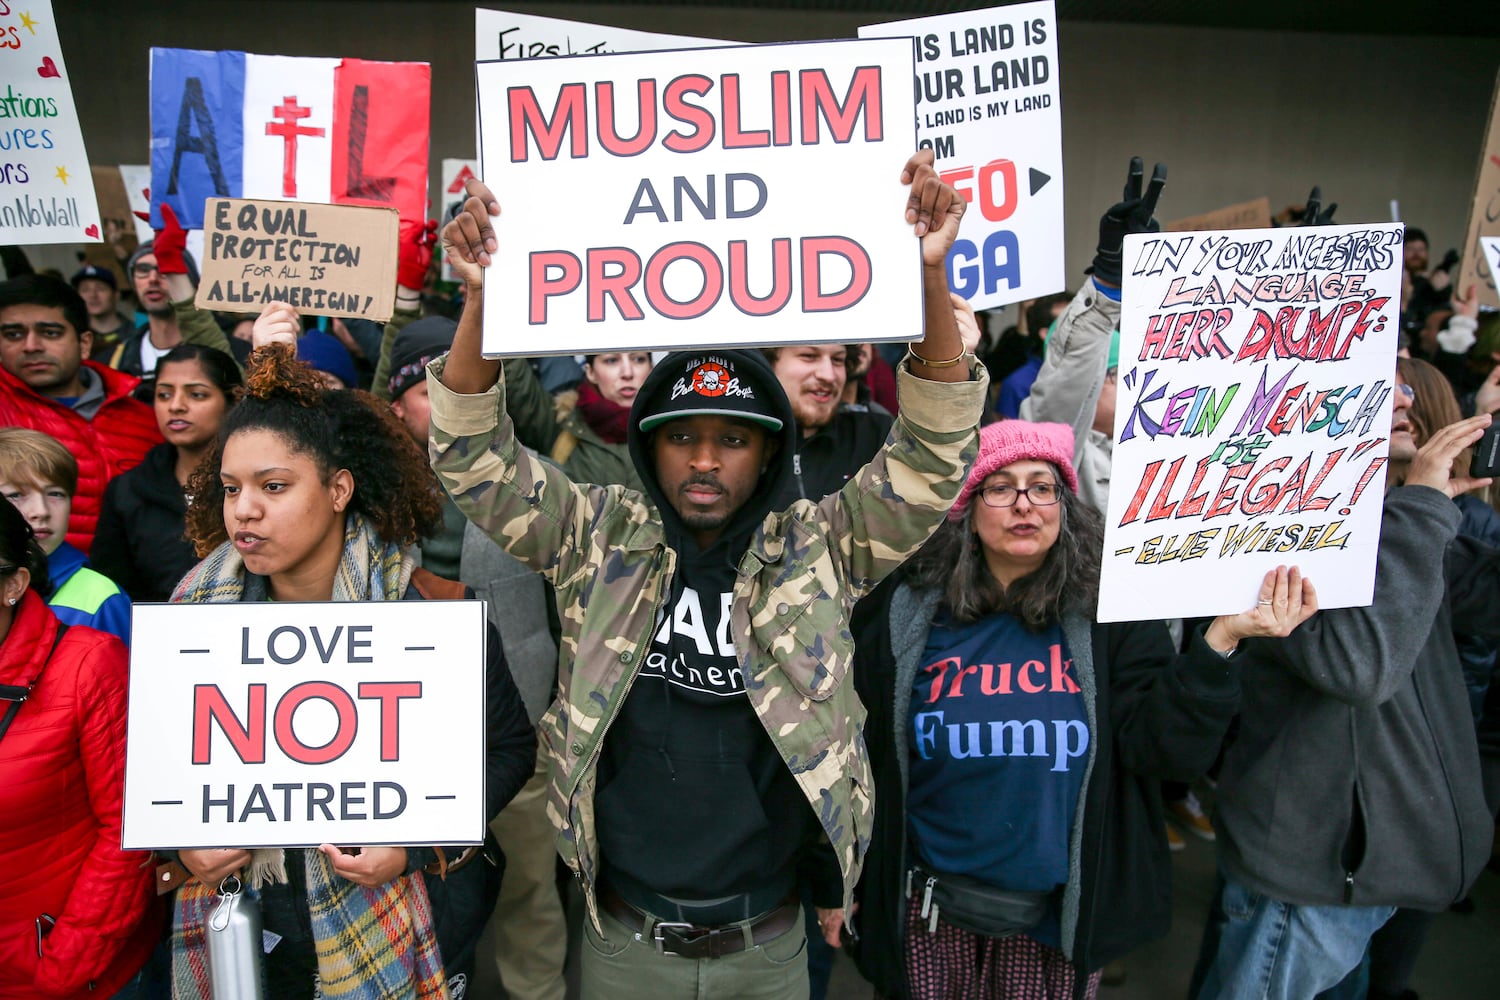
[906,345,968,369]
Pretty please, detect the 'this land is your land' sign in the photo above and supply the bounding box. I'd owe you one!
[474,38,919,357]
[123,602,487,850]
[0,0,100,244]
[1098,223,1405,622]
[861,2,1063,312]
[195,198,399,321]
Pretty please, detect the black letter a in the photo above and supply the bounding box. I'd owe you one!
[167,77,229,196]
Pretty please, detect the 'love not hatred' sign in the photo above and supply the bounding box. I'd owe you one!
[149,48,429,232]
[1098,223,1404,622]
[861,2,1064,312]
[195,198,399,321]
[123,601,487,850]
[475,38,919,357]
[0,1,100,244]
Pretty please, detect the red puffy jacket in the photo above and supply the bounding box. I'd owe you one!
[0,591,163,998]
[0,360,162,553]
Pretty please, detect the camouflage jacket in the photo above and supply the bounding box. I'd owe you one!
[427,355,987,926]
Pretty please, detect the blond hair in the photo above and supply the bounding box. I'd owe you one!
[0,427,78,496]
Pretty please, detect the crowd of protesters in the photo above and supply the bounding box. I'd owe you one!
[0,120,1498,1000]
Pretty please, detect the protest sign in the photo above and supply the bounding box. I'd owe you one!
[123,601,487,850]
[0,1,100,244]
[475,38,919,357]
[149,48,429,232]
[84,166,132,276]
[195,198,399,321]
[1483,236,1500,284]
[439,157,478,282]
[1166,197,1273,234]
[860,3,1063,312]
[1097,222,1404,622]
[118,163,154,243]
[475,7,729,61]
[1458,70,1500,308]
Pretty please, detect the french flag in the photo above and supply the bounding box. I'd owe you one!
[149,48,430,230]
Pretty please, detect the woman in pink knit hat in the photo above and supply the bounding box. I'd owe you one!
[845,419,1316,1000]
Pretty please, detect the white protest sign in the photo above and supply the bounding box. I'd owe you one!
[475,7,730,61]
[1482,237,1500,284]
[0,1,100,244]
[118,163,154,243]
[476,38,920,356]
[123,601,487,850]
[440,157,478,282]
[861,3,1063,312]
[1098,223,1405,622]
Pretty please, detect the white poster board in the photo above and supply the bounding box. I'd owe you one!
[1098,223,1405,622]
[118,164,155,244]
[860,2,1063,312]
[0,1,100,244]
[475,7,730,60]
[475,38,920,356]
[123,601,488,850]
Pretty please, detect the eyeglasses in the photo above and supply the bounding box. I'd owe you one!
[979,483,1061,508]
[1395,383,1415,401]
[132,263,160,278]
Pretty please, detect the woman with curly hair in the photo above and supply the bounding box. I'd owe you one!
[847,420,1316,1000]
[165,322,536,1000]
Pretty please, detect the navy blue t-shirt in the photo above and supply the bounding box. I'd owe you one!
[907,613,1089,945]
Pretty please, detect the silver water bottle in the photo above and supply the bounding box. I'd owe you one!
[206,875,265,1000]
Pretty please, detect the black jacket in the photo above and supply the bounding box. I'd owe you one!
[847,573,1240,996]
[771,405,893,508]
[93,442,196,602]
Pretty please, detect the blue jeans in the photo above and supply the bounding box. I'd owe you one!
[1196,870,1392,1000]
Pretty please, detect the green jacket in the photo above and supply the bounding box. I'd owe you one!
[428,355,987,928]
[552,409,642,492]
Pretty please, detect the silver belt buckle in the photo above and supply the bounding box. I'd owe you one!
[651,920,696,955]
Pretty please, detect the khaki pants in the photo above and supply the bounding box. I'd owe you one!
[488,740,567,1000]
[581,900,809,1000]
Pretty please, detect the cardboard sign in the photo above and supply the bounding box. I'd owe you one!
[1098,223,1405,622]
[149,48,429,232]
[475,38,919,357]
[0,1,100,244]
[1165,197,1273,234]
[123,601,487,850]
[475,7,730,60]
[861,3,1064,312]
[1459,70,1500,309]
[195,198,398,321]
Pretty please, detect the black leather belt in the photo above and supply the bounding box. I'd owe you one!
[599,885,800,959]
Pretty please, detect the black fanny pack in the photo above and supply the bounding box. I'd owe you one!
[907,865,1052,938]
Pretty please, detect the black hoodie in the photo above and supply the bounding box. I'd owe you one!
[591,350,841,920]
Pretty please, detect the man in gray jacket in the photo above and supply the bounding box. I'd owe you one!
[1195,389,1498,999]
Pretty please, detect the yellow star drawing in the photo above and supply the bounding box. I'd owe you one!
[19,12,37,34]
[54,165,69,184]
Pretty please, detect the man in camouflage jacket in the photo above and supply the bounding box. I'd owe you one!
[429,152,986,997]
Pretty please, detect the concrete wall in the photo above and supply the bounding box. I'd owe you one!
[47,1,1500,287]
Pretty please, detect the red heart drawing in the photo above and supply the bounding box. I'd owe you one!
[37,57,60,79]
[84,224,100,239]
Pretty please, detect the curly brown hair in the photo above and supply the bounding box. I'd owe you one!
[184,344,444,556]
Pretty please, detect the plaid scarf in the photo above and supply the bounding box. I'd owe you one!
[168,514,448,999]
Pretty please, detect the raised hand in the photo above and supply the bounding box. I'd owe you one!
[901,149,967,270]
[1092,156,1167,287]
[1406,412,1494,497]
[440,178,501,291]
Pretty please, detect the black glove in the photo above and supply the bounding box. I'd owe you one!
[1299,186,1337,227]
[1091,156,1168,286]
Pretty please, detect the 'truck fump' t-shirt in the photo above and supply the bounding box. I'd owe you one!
[907,612,1089,940]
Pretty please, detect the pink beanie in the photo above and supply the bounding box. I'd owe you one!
[948,420,1079,521]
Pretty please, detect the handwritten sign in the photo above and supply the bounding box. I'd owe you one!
[123,601,487,850]
[0,1,99,244]
[475,38,919,356]
[1098,223,1405,622]
[1459,71,1500,309]
[861,3,1063,312]
[149,49,429,232]
[195,198,398,321]
[475,7,729,61]
[1166,197,1273,234]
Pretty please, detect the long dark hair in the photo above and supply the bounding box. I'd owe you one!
[184,344,443,556]
[905,461,1104,630]
[0,498,51,598]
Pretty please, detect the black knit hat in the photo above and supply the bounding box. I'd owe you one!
[387,316,457,400]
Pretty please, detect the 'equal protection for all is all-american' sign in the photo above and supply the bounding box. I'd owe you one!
[475,37,919,357]
[123,601,487,850]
